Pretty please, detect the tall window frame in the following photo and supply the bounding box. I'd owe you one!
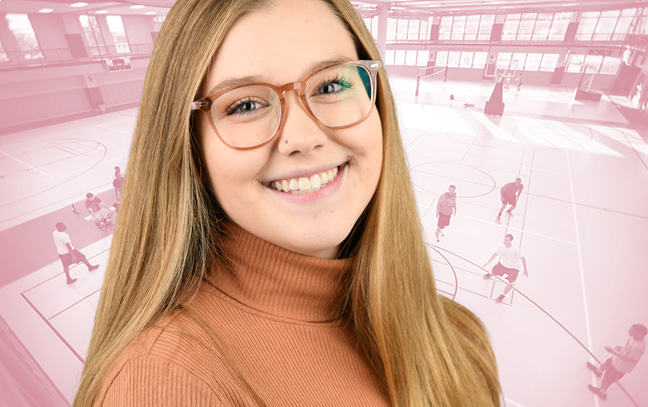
[4,13,44,61]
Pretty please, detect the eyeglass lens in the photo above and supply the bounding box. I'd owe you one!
[209,63,374,148]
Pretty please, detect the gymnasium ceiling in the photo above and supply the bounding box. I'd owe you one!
[0,0,646,17]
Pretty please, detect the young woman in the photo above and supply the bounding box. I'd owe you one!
[75,0,501,406]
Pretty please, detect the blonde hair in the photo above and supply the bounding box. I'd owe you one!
[75,1,500,406]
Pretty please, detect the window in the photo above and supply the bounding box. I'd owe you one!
[576,12,599,41]
[5,14,43,60]
[408,19,420,41]
[612,9,635,40]
[566,54,585,72]
[473,52,487,68]
[79,15,107,56]
[447,51,460,67]
[0,39,9,62]
[518,13,536,41]
[502,14,520,40]
[439,17,452,40]
[451,16,466,40]
[385,49,395,65]
[464,15,480,40]
[512,53,526,70]
[387,18,397,41]
[436,51,448,67]
[394,50,406,65]
[584,54,603,73]
[106,15,130,53]
[525,53,542,70]
[496,52,512,69]
[405,50,417,65]
[549,12,572,41]
[532,13,553,41]
[417,50,430,66]
[478,15,495,40]
[460,52,474,68]
[600,56,620,74]
[593,10,619,41]
[397,19,408,41]
[539,54,559,71]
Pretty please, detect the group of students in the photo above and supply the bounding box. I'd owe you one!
[434,178,646,398]
[435,177,527,304]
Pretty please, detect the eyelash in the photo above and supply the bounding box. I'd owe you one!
[313,75,353,94]
[225,97,268,116]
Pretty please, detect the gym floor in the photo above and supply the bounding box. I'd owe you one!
[1,76,646,406]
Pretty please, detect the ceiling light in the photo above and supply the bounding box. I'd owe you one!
[145,11,156,15]
[71,2,88,7]
[96,10,108,14]
[39,8,54,13]
[130,5,145,9]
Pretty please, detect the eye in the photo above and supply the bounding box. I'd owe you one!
[313,76,353,96]
[225,97,269,116]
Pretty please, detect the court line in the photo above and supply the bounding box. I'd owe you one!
[47,288,101,321]
[0,148,55,180]
[20,292,85,364]
[433,244,642,407]
[565,148,599,407]
[619,129,648,173]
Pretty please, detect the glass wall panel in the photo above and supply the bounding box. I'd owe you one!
[417,50,430,66]
[0,39,9,62]
[539,53,559,71]
[387,18,397,41]
[566,54,585,72]
[394,49,406,65]
[397,19,408,41]
[593,10,619,40]
[600,56,620,74]
[478,15,495,40]
[532,13,552,41]
[550,12,572,41]
[502,14,520,40]
[473,52,487,68]
[496,52,512,69]
[5,13,43,60]
[79,15,107,56]
[451,16,466,40]
[447,51,460,67]
[525,53,542,70]
[576,12,599,40]
[460,52,474,68]
[106,15,130,53]
[439,17,452,40]
[612,15,633,40]
[385,49,395,65]
[436,51,448,67]
[512,53,526,69]
[408,19,420,40]
[406,50,418,65]
[584,54,603,73]
[464,15,480,40]
[518,13,536,40]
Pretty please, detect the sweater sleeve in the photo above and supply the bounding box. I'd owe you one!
[101,356,222,407]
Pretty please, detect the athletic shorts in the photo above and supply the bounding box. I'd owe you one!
[437,213,451,228]
[501,194,517,205]
[491,262,519,283]
[58,249,86,267]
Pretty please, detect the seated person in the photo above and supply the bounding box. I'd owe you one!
[85,192,114,227]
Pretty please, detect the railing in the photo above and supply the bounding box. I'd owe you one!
[0,43,155,69]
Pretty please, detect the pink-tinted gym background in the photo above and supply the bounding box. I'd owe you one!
[1,1,647,406]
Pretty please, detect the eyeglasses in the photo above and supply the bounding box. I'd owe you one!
[191,60,382,150]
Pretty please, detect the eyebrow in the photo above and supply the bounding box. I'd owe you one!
[204,56,352,96]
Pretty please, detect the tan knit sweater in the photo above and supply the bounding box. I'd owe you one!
[96,223,390,406]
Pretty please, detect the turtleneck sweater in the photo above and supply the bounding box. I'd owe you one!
[96,223,390,406]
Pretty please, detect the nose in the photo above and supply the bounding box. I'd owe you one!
[276,90,327,156]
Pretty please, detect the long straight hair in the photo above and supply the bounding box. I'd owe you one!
[75,1,501,406]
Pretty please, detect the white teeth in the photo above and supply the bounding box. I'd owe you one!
[299,177,311,190]
[269,166,341,194]
[310,174,322,189]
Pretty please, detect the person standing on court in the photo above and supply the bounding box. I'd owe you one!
[52,222,99,284]
[483,234,528,303]
[436,185,457,242]
[496,178,523,224]
[113,166,124,202]
[587,323,647,400]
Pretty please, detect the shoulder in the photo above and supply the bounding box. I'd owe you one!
[97,306,236,406]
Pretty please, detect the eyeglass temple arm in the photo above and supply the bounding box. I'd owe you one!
[191,99,210,111]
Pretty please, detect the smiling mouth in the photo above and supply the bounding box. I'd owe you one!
[268,165,342,194]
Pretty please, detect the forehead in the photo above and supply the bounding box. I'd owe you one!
[204,0,358,91]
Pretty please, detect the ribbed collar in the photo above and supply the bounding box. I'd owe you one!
[205,222,353,323]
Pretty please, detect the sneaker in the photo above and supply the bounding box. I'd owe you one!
[88,264,100,272]
[494,295,505,303]
[586,362,602,378]
[67,278,77,285]
[588,385,607,400]
[507,210,514,217]
[495,216,501,224]
[483,273,493,279]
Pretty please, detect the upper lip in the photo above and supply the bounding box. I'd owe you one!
[263,162,345,184]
